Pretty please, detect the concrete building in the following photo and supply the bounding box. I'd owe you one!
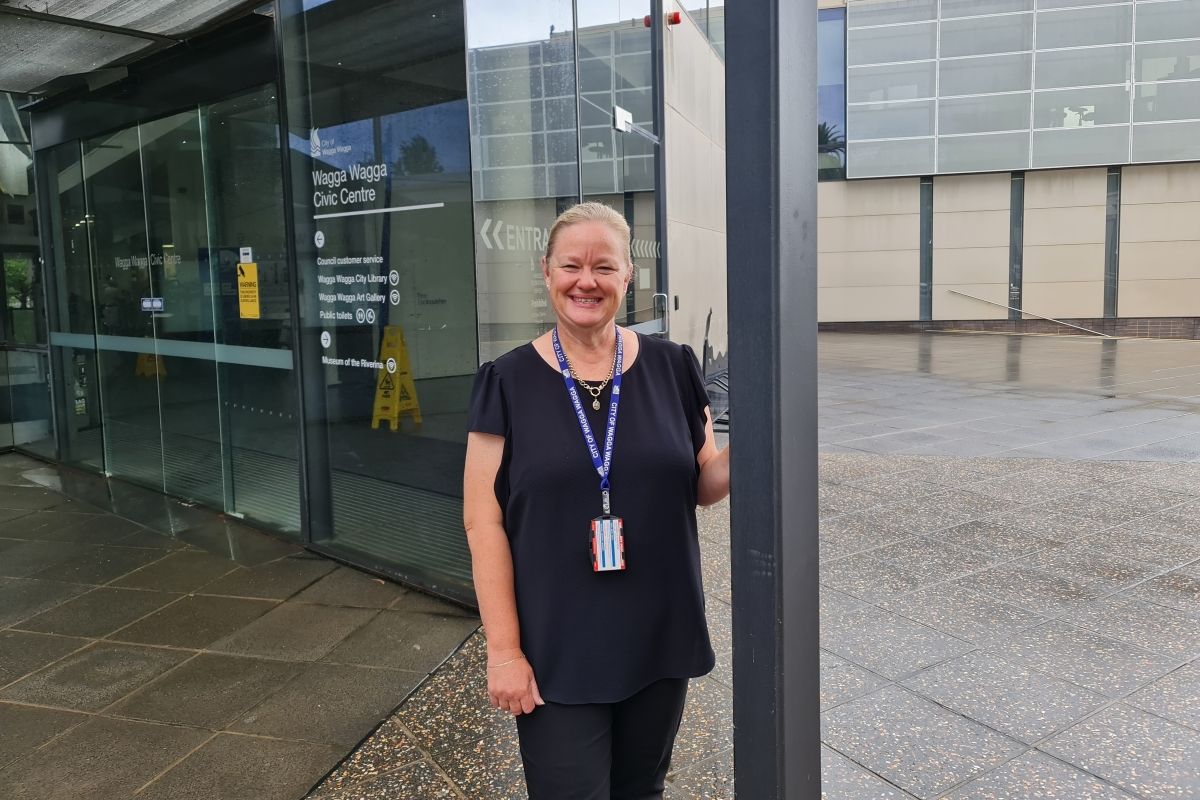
[816,0,1200,335]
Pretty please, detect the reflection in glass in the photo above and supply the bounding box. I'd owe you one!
[847,0,937,27]
[849,100,936,139]
[1036,5,1132,50]
[1133,120,1200,161]
[1035,46,1130,90]
[1134,81,1200,123]
[1035,86,1130,128]
[141,109,225,508]
[938,131,1030,172]
[819,9,847,180]
[4,350,53,457]
[940,14,1033,58]
[44,142,102,469]
[1032,125,1130,167]
[1136,0,1200,44]
[1135,39,1200,83]
[848,23,938,66]
[847,138,935,177]
[849,62,935,104]
[939,93,1031,135]
[282,0,478,597]
[203,86,301,533]
[467,0,578,362]
[939,53,1031,97]
[84,126,166,490]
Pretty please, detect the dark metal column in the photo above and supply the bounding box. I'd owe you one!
[726,1,821,798]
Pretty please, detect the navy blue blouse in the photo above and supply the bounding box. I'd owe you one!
[467,332,715,704]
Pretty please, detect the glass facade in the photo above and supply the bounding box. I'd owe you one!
[40,87,302,530]
[846,0,1200,177]
[0,91,51,454]
[22,0,667,602]
[819,9,848,180]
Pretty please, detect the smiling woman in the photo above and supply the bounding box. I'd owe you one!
[462,201,729,798]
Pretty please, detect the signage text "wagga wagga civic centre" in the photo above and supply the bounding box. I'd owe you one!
[312,162,389,209]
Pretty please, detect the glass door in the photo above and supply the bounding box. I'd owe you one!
[83,126,167,489]
[141,109,227,509]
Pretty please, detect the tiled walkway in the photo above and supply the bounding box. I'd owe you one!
[316,333,1200,799]
[0,460,478,800]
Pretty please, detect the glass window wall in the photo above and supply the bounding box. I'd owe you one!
[819,8,848,180]
[846,0,1197,175]
[40,86,301,533]
[280,0,479,597]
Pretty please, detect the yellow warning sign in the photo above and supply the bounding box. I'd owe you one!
[237,263,260,320]
[372,325,421,431]
[135,353,167,378]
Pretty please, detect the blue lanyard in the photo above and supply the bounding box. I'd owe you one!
[551,326,623,515]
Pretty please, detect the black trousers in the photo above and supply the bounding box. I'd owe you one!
[515,677,689,800]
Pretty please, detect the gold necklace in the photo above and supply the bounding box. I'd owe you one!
[564,340,617,411]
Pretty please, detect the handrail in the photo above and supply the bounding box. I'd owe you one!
[946,290,1116,338]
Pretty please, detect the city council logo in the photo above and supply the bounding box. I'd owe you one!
[310,128,322,158]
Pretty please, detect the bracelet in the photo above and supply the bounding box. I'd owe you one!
[488,655,526,670]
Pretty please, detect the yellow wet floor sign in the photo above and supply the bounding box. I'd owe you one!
[135,353,166,378]
[372,324,421,430]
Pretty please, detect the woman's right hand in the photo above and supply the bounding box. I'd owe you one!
[487,651,545,716]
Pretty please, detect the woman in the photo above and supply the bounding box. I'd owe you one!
[464,202,730,798]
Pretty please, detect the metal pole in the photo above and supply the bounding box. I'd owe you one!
[726,0,820,797]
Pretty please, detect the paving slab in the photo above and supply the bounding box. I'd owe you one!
[320,608,478,672]
[14,587,181,638]
[0,716,210,800]
[0,703,87,770]
[435,732,528,799]
[232,662,422,747]
[291,566,409,608]
[821,685,1024,798]
[0,577,90,628]
[107,652,302,728]
[308,758,458,799]
[0,642,190,711]
[0,540,80,578]
[821,607,972,680]
[821,651,890,712]
[32,544,166,585]
[668,748,735,800]
[1042,704,1200,799]
[210,602,378,661]
[196,555,337,600]
[109,594,277,649]
[111,549,239,592]
[135,733,344,800]
[820,747,915,799]
[1125,663,1200,731]
[943,750,1137,799]
[316,718,422,791]
[986,620,1182,699]
[0,630,88,688]
[877,583,1045,644]
[1123,568,1200,614]
[901,652,1108,745]
[1061,594,1200,660]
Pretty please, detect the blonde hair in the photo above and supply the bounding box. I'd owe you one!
[543,202,632,270]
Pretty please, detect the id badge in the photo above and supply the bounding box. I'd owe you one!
[590,515,626,572]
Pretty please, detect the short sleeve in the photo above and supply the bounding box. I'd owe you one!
[679,344,710,456]
[467,361,507,436]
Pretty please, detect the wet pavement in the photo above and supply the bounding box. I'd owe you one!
[0,458,478,800]
[315,333,1200,799]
